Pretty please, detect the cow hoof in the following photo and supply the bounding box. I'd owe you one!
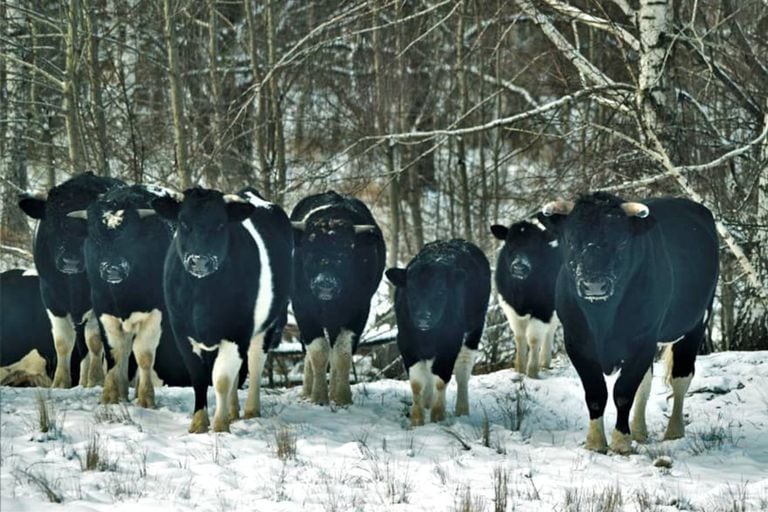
[430,407,446,423]
[243,409,260,419]
[410,406,424,427]
[136,396,155,409]
[610,430,633,455]
[188,410,210,434]
[663,428,684,441]
[212,417,230,433]
[51,372,71,389]
[632,428,648,443]
[331,391,353,406]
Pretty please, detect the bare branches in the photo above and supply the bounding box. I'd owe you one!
[538,0,640,52]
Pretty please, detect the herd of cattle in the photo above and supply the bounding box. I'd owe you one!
[0,172,719,454]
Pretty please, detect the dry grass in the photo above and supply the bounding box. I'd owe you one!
[275,425,297,460]
[80,431,115,471]
[14,467,63,503]
[492,465,509,512]
[563,482,623,512]
[454,483,487,512]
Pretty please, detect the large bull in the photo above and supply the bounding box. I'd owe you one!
[541,192,718,454]
[290,191,386,405]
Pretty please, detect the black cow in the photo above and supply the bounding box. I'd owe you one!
[152,187,292,433]
[19,172,124,388]
[386,239,491,426]
[290,191,386,405]
[541,192,718,454]
[0,269,54,386]
[491,218,561,378]
[68,184,190,407]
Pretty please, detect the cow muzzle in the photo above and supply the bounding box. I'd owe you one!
[413,311,437,331]
[310,273,341,301]
[509,256,532,280]
[576,275,615,302]
[55,252,84,275]
[99,258,130,284]
[183,254,219,278]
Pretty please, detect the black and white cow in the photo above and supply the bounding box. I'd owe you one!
[0,269,55,386]
[386,239,491,426]
[290,191,386,405]
[68,185,190,406]
[491,218,561,378]
[152,187,292,433]
[541,192,719,454]
[18,172,124,388]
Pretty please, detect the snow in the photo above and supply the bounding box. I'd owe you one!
[2,351,767,511]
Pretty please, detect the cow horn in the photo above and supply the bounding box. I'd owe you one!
[291,222,306,231]
[354,225,376,234]
[137,209,156,218]
[223,194,247,204]
[620,202,650,218]
[542,200,574,216]
[67,210,88,220]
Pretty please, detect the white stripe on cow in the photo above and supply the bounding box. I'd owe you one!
[22,268,38,277]
[241,194,274,334]
[299,203,335,223]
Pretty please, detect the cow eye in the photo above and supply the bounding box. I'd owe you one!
[180,221,189,231]
[308,233,316,242]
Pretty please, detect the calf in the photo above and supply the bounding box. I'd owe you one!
[491,218,561,378]
[152,187,292,433]
[541,192,718,454]
[290,191,385,405]
[386,239,491,426]
[68,185,190,407]
[19,172,124,388]
[0,269,54,386]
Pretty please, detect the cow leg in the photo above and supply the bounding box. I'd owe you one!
[184,350,210,434]
[500,299,528,374]
[453,345,476,417]
[80,310,105,387]
[130,310,162,408]
[329,329,354,405]
[611,345,655,454]
[307,336,330,404]
[525,318,550,379]
[663,323,703,440]
[302,352,314,398]
[244,333,267,419]
[48,312,76,388]
[630,367,652,442]
[211,340,242,433]
[408,359,434,427]
[539,316,558,370]
[431,376,447,423]
[100,314,131,403]
[567,343,609,453]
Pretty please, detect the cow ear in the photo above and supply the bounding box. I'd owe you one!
[632,215,657,236]
[226,202,255,223]
[19,195,46,220]
[385,268,407,287]
[490,224,508,240]
[536,211,564,238]
[151,196,181,221]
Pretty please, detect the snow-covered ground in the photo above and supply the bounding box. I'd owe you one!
[2,351,767,512]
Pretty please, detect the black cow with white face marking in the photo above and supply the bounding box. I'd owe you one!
[386,239,491,426]
[152,187,292,433]
[491,218,561,378]
[0,269,55,386]
[290,191,386,405]
[18,172,124,388]
[541,192,718,454]
[68,185,190,406]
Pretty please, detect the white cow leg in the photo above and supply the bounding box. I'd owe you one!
[81,310,105,387]
[431,377,447,423]
[302,352,314,398]
[100,314,131,403]
[631,368,652,442]
[130,310,162,408]
[525,318,551,379]
[212,340,242,432]
[664,375,692,440]
[244,333,266,419]
[586,417,608,453]
[499,298,528,374]
[48,312,76,388]
[454,346,476,416]
[408,360,433,427]
[307,336,330,404]
[329,329,354,405]
[539,319,557,370]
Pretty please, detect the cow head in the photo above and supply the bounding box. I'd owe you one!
[490,219,555,280]
[386,261,464,331]
[293,217,376,301]
[541,192,655,302]
[67,188,157,285]
[152,188,255,278]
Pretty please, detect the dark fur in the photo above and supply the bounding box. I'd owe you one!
[0,270,55,377]
[542,192,719,437]
[153,187,292,418]
[290,191,385,352]
[83,185,189,386]
[387,239,491,383]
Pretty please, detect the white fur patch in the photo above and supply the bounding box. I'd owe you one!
[299,203,335,223]
[189,336,219,357]
[212,340,242,428]
[409,359,436,408]
[242,218,274,334]
[102,209,125,229]
[245,334,267,417]
[22,268,38,277]
[454,346,476,416]
[659,335,684,346]
[243,190,272,209]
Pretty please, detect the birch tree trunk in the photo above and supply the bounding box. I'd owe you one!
[163,0,190,189]
[455,0,472,242]
[84,0,109,176]
[64,0,83,172]
[265,0,286,205]
[205,0,222,189]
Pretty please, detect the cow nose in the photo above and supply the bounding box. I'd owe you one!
[184,254,218,278]
[100,259,130,284]
[58,255,83,274]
